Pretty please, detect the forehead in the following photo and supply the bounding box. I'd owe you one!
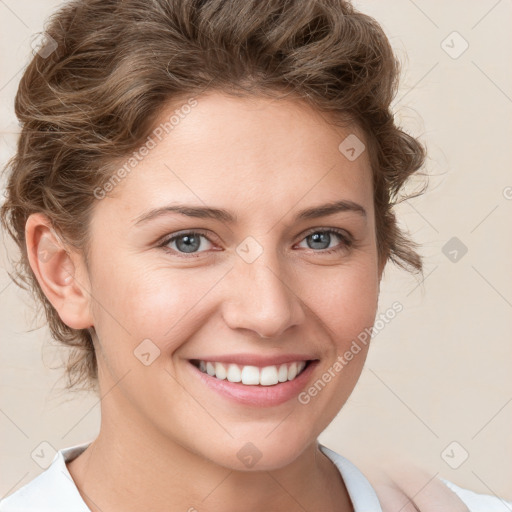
[96,91,374,225]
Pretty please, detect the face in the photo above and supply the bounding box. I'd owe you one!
[74,91,382,470]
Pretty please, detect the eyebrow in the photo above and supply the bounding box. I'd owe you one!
[133,199,367,226]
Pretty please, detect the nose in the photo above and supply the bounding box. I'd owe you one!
[221,254,306,339]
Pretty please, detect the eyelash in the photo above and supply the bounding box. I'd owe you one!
[158,228,353,258]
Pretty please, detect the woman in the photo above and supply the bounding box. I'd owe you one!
[0,0,509,510]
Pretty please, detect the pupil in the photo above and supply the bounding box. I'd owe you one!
[309,232,330,250]
[177,234,200,253]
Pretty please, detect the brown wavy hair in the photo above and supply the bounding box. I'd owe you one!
[0,0,426,393]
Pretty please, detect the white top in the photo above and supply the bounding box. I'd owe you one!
[0,441,510,511]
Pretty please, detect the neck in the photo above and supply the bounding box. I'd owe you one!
[67,416,352,512]
[66,374,352,512]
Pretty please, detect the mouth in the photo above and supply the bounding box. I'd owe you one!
[187,357,320,407]
[190,359,313,386]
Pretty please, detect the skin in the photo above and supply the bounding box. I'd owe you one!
[26,91,386,512]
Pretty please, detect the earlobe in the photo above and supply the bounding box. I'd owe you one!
[25,213,94,330]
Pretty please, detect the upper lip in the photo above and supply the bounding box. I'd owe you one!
[189,353,318,367]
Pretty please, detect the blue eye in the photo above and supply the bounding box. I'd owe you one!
[297,229,352,254]
[160,231,214,257]
[159,228,353,258]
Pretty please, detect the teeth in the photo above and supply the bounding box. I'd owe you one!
[227,364,241,383]
[241,366,260,385]
[288,362,297,380]
[260,366,278,386]
[206,362,216,376]
[215,362,227,380]
[277,364,288,382]
[195,360,309,386]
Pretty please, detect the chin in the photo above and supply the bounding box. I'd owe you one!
[199,429,316,472]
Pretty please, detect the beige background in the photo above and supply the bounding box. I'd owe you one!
[1,0,511,503]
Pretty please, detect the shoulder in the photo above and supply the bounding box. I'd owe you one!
[441,479,512,512]
[0,442,92,512]
[319,443,512,512]
[376,465,512,512]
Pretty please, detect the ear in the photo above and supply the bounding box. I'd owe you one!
[25,213,94,330]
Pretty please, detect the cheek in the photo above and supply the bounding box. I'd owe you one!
[289,264,378,439]
[89,264,220,398]
[93,262,222,351]
[300,261,379,346]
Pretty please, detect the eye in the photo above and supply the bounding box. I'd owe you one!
[159,230,215,257]
[158,228,353,258]
[296,228,353,254]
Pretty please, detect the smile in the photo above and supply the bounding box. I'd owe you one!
[191,360,310,386]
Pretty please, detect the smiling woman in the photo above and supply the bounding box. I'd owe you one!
[0,1,509,512]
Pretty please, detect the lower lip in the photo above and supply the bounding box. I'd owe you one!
[187,360,319,407]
